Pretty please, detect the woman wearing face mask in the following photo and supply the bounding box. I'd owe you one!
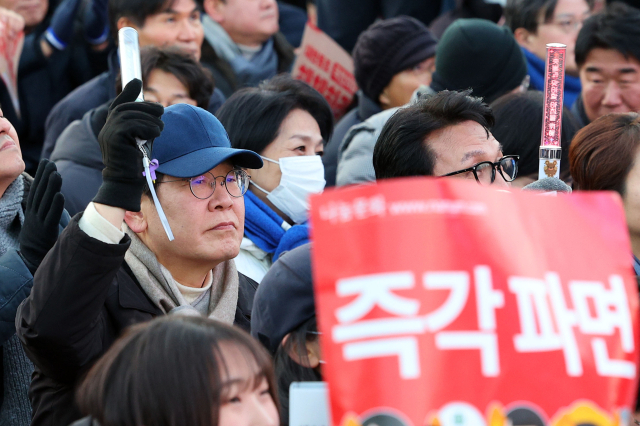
[217,75,333,284]
[73,316,279,426]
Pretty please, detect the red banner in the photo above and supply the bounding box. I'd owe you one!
[291,23,357,120]
[310,178,639,426]
[0,17,23,116]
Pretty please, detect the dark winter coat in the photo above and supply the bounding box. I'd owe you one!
[323,91,381,187]
[0,174,70,344]
[16,216,257,426]
[50,103,108,216]
[200,32,295,99]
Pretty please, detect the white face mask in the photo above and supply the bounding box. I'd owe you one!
[251,155,326,224]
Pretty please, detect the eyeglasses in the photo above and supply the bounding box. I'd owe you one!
[541,13,590,34]
[441,155,519,186]
[159,169,251,199]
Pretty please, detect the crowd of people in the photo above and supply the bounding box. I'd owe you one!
[1,0,640,425]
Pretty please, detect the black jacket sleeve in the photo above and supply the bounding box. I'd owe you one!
[16,214,130,383]
[235,273,258,332]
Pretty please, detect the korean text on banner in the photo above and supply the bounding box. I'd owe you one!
[310,178,639,426]
[291,23,357,120]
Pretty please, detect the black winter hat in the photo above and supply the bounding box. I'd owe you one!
[250,243,316,355]
[353,16,438,104]
[430,18,527,104]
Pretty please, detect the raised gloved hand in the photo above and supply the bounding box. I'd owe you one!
[44,0,82,50]
[92,79,164,212]
[83,0,109,45]
[19,159,65,274]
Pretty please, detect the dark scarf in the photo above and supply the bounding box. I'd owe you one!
[202,15,278,88]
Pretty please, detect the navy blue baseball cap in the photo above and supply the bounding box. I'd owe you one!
[251,243,316,355]
[152,103,263,177]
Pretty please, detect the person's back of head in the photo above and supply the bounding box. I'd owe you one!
[490,91,578,186]
[109,0,204,60]
[352,16,438,110]
[569,112,640,251]
[575,2,640,122]
[373,90,495,180]
[569,112,640,193]
[77,316,279,426]
[429,18,528,104]
[250,243,320,426]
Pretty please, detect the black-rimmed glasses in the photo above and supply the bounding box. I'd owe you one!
[159,169,251,199]
[441,155,519,186]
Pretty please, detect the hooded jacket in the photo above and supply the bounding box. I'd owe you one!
[323,91,381,187]
[335,86,434,186]
[50,103,108,216]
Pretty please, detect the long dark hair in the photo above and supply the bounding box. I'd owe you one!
[273,316,322,426]
[77,316,278,426]
[216,75,334,155]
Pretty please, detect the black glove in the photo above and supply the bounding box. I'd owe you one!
[84,0,109,44]
[19,159,65,275]
[45,0,82,50]
[93,79,164,212]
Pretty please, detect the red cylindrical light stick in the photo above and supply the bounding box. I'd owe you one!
[539,43,566,180]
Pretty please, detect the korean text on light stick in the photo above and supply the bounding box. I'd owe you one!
[539,43,566,180]
[118,27,174,241]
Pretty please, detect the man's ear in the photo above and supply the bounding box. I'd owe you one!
[117,17,140,32]
[513,27,533,47]
[124,209,147,233]
[283,334,320,369]
[378,88,391,110]
[203,0,225,23]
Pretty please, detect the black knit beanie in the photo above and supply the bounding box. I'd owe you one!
[353,16,438,104]
[430,19,527,104]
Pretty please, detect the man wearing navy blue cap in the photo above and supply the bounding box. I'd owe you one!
[15,79,264,426]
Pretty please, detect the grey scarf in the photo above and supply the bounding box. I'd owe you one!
[202,14,278,88]
[0,175,31,426]
[0,175,24,257]
[123,225,239,324]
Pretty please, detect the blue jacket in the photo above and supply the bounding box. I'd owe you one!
[523,47,582,108]
[0,174,70,344]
